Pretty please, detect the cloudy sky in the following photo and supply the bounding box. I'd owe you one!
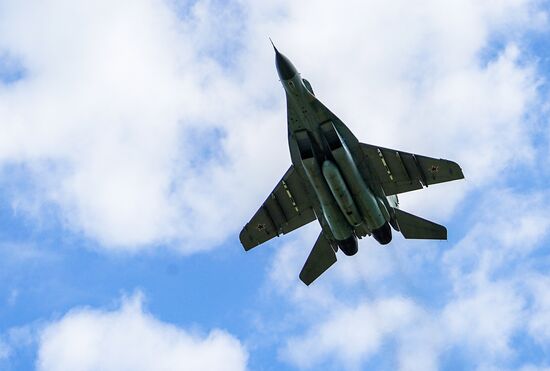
[0,0,549,369]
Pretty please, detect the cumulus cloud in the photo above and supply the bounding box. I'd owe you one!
[0,0,283,250]
[282,297,422,370]
[0,0,548,369]
[0,339,9,360]
[258,4,550,367]
[36,292,248,371]
[527,276,550,345]
[0,0,545,251]
[271,187,550,370]
[258,0,543,222]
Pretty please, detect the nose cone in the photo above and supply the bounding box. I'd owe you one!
[272,44,298,80]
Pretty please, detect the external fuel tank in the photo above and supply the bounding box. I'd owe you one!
[320,121,387,232]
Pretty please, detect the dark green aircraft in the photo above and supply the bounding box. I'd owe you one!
[240,45,464,285]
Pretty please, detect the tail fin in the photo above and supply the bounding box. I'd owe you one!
[299,233,337,285]
[393,208,447,240]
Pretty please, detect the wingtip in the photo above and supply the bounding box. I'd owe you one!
[299,272,313,286]
[451,160,466,180]
[239,228,255,251]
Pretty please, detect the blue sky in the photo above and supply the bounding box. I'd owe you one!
[0,0,550,370]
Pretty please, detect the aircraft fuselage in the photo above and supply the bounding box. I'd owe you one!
[275,48,393,253]
[239,45,463,285]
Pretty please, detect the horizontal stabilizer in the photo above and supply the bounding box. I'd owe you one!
[394,208,447,240]
[299,233,337,286]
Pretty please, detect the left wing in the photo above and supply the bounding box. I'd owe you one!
[360,143,464,196]
[240,166,316,251]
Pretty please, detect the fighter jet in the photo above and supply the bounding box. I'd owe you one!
[240,45,464,285]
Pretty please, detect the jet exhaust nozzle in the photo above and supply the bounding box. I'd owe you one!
[338,236,358,256]
[372,222,392,245]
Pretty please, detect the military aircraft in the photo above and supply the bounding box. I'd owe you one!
[240,44,464,285]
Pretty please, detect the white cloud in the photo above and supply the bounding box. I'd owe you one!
[0,324,38,369]
[0,0,544,251]
[442,280,525,358]
[396,321,443,371]
[0,339,9,360]
[0,0,548,369]
[282,297,422,370]
[0,0,284,250]
[443,189,550,281]
[526,275,550,345]
[264,0,541,220]
[36,292,248,371]
[270,188,550,370]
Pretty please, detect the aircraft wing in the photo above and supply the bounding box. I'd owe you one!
[240,166,316,250]
[360,143,464,196]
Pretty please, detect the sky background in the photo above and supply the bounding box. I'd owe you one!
[0,0,550,370]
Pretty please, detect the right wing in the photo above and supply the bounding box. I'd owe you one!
[240,166,316,251]
[360,143,464,196]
